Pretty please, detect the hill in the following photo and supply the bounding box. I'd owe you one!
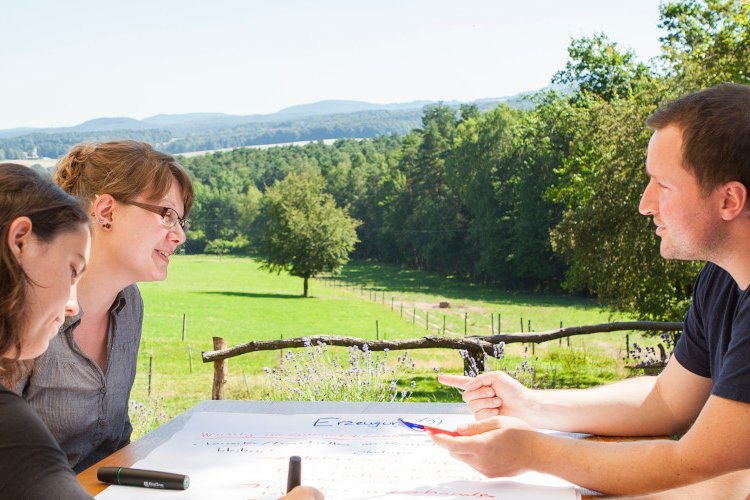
[0,91,541,160]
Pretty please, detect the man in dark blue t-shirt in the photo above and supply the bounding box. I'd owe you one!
[432,83,750,497]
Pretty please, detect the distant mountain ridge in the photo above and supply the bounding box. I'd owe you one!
[0,95,529,138]
[0,90,549,159]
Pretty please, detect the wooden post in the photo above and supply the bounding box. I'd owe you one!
[391,297,394,311]
[497,313,501,334]
[242,368,249,396]
[400,303,403,317]
[528,319,531,333]
[520,317,524,333]
[626,334,630,359]
[491,314,495,335]
[212,336,228,400]
[188,344,193,374]
[426,311,429,330]
[181,313,187,341]
[464,312,468,336]
[442,315,446,335]
[148,354,153,398]
[376,320,380,340]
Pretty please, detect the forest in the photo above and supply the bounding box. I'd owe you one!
[179,0,748,322]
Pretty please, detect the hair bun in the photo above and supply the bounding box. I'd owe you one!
[54,143,97,198]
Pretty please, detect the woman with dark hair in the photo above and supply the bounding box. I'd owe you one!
[0,162,92,498]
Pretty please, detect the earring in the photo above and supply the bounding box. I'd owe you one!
[100,220,111,230]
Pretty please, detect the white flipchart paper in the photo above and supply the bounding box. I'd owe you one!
[95,412,581,499]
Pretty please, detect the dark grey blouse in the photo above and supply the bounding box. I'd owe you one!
[17,284,143,473]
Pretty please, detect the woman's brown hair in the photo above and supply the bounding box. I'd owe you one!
[0,163,90,386]
[54,140,194,215]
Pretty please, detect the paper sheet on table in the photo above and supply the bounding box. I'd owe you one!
[96,412,582,499]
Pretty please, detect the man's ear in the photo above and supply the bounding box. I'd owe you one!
[93,194,116,226]
[7,216,33,259]
[719,181,748,221]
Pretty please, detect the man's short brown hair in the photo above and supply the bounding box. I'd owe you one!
[647,83,750,194]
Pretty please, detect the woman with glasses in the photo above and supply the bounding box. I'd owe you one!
[15,140,194,474]
[0,162,92,498]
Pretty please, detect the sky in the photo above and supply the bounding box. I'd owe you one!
[1,0,665,130]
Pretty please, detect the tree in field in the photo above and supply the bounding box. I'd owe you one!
[260,170,360,297]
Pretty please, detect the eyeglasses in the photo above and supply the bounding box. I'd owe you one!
[126,201,191,231]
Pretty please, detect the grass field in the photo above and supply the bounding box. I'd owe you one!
[129,255,667,438]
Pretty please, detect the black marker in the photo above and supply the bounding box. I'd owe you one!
[97,466,190,490]
[286,456,302,493]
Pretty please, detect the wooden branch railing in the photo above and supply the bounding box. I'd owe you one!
[479,321,683,344]
[203,321,683,399]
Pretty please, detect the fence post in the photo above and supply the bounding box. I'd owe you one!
[426,311,429,330]
[376,320,379,340]
[182,313,187,341]
[626,334,630,359]
[212,336,228,400]
[464,312,468,336]
[242,368,250,396]
[148,354,153,398]
[188,344,193,374]
[491,314,495,335]
[442,315,446,335]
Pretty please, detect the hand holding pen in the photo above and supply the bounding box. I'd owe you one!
[398,418,461,436]
[281,456,324,500]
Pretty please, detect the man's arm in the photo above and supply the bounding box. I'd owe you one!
[620,468,750,500]
[431,358,750,495]
[432,391,750,495]
[439,356,710,436]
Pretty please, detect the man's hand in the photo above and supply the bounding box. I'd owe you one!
[430,415,536,478]
[438,371,534,420]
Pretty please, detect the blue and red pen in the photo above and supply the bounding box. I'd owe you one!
[398,418,460,436]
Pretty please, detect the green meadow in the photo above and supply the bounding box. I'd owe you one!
[130,255,665,438]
